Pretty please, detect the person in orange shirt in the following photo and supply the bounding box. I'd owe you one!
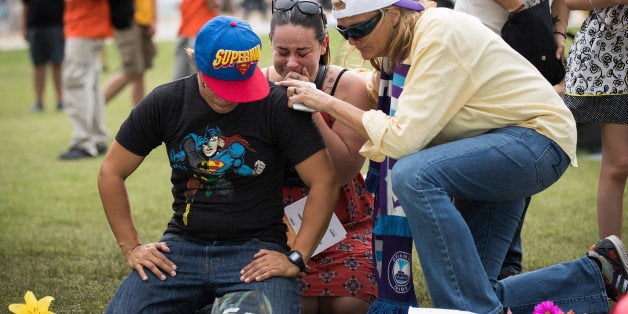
[104,0,157,107]
[59,0,113,160]
[173,0,220,80]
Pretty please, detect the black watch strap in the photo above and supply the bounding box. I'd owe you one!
[287,250,306,272]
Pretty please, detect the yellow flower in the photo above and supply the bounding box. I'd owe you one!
[8,290,55,314]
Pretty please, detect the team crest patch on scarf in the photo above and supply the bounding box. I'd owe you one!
[389,251,412,293]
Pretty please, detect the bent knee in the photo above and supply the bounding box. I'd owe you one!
[391,156,428,188]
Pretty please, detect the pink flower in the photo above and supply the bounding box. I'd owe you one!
[533,300,563,314]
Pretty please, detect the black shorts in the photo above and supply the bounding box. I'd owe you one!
[28,25,64,65]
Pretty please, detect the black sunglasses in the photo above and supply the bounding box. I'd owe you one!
[272,0,323,16]
[336,10,382,40]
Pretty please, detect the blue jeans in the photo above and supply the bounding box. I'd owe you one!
[499,197,529,277]
[457,197,529,280]
[391,127,608,313]
[106,233,300,314]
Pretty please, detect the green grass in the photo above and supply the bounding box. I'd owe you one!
[0,32,625,312]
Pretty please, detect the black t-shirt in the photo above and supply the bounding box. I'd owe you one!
[116,76,325,246]
[23,0,64,28]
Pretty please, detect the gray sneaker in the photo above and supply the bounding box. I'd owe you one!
[587,235,628,301]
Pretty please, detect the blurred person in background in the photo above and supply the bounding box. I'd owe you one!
[59,0,112,160]
[104,0,157,107]
[21,0,64,112]
[173,0,220,80]
[242,0,269,20]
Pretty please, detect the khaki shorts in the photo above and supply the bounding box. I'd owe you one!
[113,23,156,74]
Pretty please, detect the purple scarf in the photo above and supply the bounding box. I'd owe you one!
[366,58,419,313]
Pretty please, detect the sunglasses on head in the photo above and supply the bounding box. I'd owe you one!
[336,10,382,40]
[272,0,323,15]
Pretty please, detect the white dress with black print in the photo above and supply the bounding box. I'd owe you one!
[564,5,627,124]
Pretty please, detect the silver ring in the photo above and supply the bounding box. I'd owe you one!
[293,86,298,95]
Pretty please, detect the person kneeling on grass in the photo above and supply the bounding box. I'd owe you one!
[98,16,339,313]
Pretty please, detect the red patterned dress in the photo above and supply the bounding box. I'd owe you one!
[283,114,378,304]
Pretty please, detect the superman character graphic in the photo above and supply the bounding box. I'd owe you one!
[168,126,266,225]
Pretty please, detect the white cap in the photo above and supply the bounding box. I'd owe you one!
[332,0,424,19]
[332,0,398,19]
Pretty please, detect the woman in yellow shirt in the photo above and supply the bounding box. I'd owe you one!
[280,0,628,313]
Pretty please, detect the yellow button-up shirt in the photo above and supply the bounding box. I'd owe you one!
[360,8,577,167]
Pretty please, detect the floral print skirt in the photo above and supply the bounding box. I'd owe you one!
[283,175,378,303]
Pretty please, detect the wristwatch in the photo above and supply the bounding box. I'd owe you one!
[287,250,306,272]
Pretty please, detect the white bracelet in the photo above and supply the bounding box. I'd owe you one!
[587,0,596,11]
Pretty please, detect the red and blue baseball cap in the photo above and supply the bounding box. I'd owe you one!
[194,16,269,103]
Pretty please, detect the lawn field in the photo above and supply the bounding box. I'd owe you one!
[0,32,625,312]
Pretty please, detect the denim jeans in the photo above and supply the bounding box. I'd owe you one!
[498,197,529,278]
[106,233,300,314]
[455,196,529,280]
[391,127,608,313]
